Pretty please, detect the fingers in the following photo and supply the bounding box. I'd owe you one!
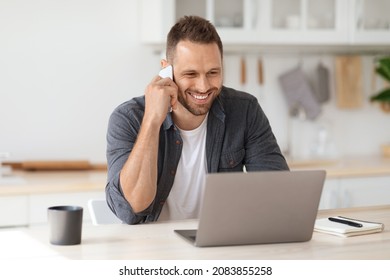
[144,75,178,122]
[153,75,176,87]
[170,91,178,111]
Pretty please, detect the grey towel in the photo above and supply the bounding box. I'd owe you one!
[316,63,330,103]
[278,66,321,120]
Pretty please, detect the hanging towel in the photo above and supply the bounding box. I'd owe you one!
[316,62,331,103]
[279,66,321,120]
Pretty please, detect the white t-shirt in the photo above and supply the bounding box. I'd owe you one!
[159,115,208,221]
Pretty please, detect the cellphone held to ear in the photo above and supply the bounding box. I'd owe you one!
[159,65,173,79]
[158,65,173,113]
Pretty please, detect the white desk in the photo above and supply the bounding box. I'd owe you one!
[1,205,389,260]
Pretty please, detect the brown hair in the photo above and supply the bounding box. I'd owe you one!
[166,15,223,62]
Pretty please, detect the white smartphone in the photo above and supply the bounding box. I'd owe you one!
[158,65,173,79]
[158,65,173,112]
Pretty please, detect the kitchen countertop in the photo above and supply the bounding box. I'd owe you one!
[0,170,106,196]
[1,156,390,197]
[288,156,390,178]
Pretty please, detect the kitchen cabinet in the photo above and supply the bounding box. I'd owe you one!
[0,170,107,227]
[28,191,105,225]
[0,196,28,227]
[140,0,390,47]
[0,191,105,227]
[318,179,340,209]
[339,176,390,208]
[140,0,258,44]
[290,157,390,210]
[351,0,390,44]
[255,0,349,45]
[319,175,390,209]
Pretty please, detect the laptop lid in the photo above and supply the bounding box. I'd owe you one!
[175,170,326,247]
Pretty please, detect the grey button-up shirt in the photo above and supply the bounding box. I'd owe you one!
[106,86,289,224]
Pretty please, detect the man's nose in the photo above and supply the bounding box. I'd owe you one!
[195,75,210,93]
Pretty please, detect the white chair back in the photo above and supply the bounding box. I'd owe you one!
[88,199,122,225]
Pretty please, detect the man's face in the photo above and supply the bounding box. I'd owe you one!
[171,40,223,116]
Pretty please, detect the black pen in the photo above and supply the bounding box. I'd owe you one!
[328,217,363,228]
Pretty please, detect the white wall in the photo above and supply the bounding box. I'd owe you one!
[1,0,389,164]
[0,0,159,163]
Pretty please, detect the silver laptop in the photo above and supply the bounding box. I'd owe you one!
[174,170,326,247]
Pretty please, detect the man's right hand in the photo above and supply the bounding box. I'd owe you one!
[143,75,178,126]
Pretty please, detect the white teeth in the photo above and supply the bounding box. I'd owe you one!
[192,94,207,100]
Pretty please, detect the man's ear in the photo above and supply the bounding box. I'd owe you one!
[160,59,169,69]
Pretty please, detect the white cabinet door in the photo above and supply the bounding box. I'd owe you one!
[140,0,351,45]
[350,0,390,45]
[319,175,390,209]
[28,191,106,225]
[139,0,264,45]
[140,0,390,46]
[318,178,340,210]
[339,176,390,208]
[257,0,350,45]
[208,0,259,44]
[0,196,28,227]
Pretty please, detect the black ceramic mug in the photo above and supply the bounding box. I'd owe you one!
[48,205,83,245]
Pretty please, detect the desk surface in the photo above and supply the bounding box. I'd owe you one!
[1,205,389,260]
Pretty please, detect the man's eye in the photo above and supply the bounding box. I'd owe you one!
[208,71,220,76]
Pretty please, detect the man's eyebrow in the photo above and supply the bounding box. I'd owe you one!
[180,70,197,75]
[181,67,221,73]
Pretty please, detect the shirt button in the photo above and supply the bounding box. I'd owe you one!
[170,170,176,176]
[175,140,181,145]
[229,160,234,166]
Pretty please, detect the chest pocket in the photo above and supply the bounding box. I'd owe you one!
[218,149,245,172]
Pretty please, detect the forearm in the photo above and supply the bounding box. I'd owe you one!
[109,74,177,216]
[119,120,160,213]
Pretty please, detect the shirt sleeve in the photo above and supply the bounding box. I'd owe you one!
[244,99,290,172]
[105,102,153,224]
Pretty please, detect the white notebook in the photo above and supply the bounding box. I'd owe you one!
[314,216,384,237]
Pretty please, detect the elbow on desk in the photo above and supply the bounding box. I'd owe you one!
[105,187,152,225]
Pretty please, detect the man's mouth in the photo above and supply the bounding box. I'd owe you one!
[191,93,208,100]
[188,91,213,103]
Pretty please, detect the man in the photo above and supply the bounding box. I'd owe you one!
[106,16,289,225]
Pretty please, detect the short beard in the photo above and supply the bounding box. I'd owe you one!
[178,89,220,116]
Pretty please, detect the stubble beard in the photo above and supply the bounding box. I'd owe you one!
[178,88,221,116]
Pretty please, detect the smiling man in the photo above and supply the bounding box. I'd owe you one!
[106,16,289,224]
